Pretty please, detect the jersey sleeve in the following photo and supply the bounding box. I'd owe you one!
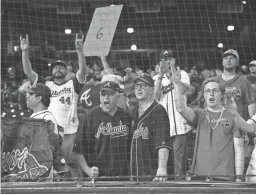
[243,78,256,105]
[73,112,91,155]
[154,104,172,151]
[180,71,190,85]
[73,72,86,94]
[191,108,204,128]
[33,73,47,85]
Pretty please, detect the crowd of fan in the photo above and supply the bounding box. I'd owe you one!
[1,34,256,182]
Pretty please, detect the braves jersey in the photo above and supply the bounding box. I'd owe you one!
[130,101,171,180]
[74,106,132,177]
[153,71,191,137]
[214,74,256,120]
[35,73,84,134]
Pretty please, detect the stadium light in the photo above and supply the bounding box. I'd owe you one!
[127,28,134,33]
[110,4,115,7]
[65,29,72,34]
[227,25,235,31]
[218,43,224,48]
[14,45,19,52]
[20,112,24,116]
[48,63,51,66]
[11,109,15,113]
[12,115,16,118]
[242,1,246,4]
[131,44,137,51]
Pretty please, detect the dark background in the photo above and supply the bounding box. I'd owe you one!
[1,0,256,77]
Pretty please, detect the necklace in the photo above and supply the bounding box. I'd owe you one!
[206,107,225,130]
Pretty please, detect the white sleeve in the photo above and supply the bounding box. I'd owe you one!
[180,70,190,85]
[44,114,59,135]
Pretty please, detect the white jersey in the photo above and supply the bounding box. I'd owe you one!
[153,70,191,137]
[34,73,84,134]
[30,110,59,136]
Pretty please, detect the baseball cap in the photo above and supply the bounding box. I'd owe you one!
[101,74,124,89]
[249,60,256,66]
[133,73,154,87]
[100,81,120,94]
[222,49,239,61]
[160,50,175,59]
[50,60,67,69]
[26,83,52,107]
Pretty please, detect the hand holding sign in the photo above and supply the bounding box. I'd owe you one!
[83,5,123,56]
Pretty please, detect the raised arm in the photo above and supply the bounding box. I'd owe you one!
[75,34,87,82]
[153,60,165,101]
[100,54,113,75]
[170,63,195,123]
[20,34,37,84]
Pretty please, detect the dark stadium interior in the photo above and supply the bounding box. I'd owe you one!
[1,0,256,77]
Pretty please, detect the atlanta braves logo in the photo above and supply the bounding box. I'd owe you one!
[80,88,92,106]
[133,123,149,139]
[2,147,49,180]
[95,121,128,139]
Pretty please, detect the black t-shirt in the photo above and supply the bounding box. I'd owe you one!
[74,106,132,177]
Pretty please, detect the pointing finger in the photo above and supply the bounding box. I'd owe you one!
[177,66,180,71]
[76,33,78,40]
[81,35,84,41]
[26,34,29,41]
[20,36,23,41]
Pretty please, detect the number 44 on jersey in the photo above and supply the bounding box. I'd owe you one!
[83,5,123,57]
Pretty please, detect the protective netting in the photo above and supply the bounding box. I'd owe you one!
[1,0,256,183]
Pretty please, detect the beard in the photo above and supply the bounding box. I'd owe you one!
[53,72,66,79]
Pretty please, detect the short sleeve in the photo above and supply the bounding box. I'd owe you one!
[73,112,91,155]
[243,78,256,105]
[180,71,190,85]
[73,72,86,94]
[33,73,47,86]
[232,119,241,138]
[153,105,172,151]
[191,108,204,128]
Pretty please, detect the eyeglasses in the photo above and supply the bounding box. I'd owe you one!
[134,83,148,89]
[204,89,221,94]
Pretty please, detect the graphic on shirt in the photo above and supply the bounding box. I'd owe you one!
[133,123,149,139]
[224,86,242,99]
[205,117,231,128]
[51,87,71,97]
[95,121,128,139]
[80,88,92,106]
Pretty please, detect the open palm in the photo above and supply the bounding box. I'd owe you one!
[170,63,181,84]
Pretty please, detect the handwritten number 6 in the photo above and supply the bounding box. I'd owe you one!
[96,27,103,39]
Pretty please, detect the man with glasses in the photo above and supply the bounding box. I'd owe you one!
[153,50,191,180]
[171,59,244,181]
[212,49,256,175]
[130,73,171,181]
[73,81,132,179]
[20,34,87,163]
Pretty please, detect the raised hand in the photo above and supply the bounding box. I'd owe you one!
[90,166,99,179]
[100,53,107,62]
[20,34,29,51]
[159,59,168,74]
[170,62,181,84]
[75,33,84,51]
